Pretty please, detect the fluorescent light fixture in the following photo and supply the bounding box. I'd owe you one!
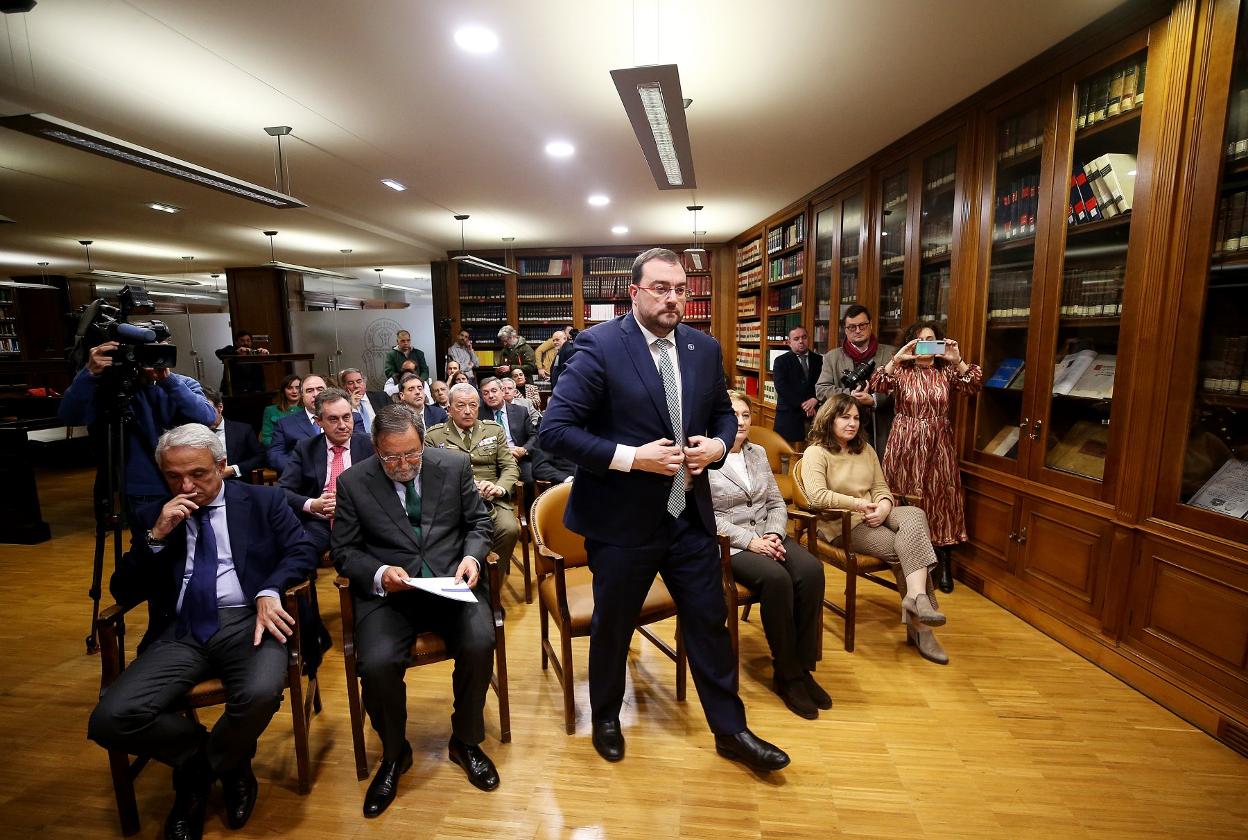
[454,25,499,54]
[587,194,610,207]
[381,179,407,192]
[545,140,575,158]
[265,260,352,280]
[0,279,56,289]
[148,202,180,214]
[683,247,706,254]
[0,113,307,209]
[451,254,517,275]
[379,283,425,294]
[92,284,211,300]
[610,64,696,190]
[611,225,629,235]
[80,268,173,284]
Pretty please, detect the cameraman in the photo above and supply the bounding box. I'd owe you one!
[814,305,897,455]
[59,340,217,516]
[215,330,269,395]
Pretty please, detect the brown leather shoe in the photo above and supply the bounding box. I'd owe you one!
[903,592,946,627]
[907,625,949,665]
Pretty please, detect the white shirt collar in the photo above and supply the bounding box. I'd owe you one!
[636,318,673,346]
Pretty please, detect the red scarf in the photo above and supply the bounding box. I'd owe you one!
[843,334,878,364]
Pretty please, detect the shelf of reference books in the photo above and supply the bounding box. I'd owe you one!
[767,214,805,255]
[517,256,571,276]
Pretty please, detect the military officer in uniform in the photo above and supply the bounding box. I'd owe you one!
[424,383,521,566]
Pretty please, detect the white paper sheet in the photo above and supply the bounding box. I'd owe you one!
[401,576,478,603]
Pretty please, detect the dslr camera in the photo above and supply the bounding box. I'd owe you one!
[71,285,177,383]
[839,358,876,391]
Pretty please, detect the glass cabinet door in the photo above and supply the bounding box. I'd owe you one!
[917,145,957,326]
[1040,50,1149,485]
[812,202,836,353]
[974,102,1049,463]
[877,167,909,344]
[840,193,864,340]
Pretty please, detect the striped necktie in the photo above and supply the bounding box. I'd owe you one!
[654,338,686,518]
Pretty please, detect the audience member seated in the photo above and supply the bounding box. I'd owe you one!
[708,391,828,718]
[447,329,479,384]
[331,405,500,813]
[531,443,576,484]
[507,368,543,410]
[444,358,462,384]
[59,339,217,516]
[451,371,471,387]
[397,372,448,429]
[261,374,303,448]
[340,367,389,433]
[383,329,429,382]
[480,376,537,489]
[384,359,417,397]
[797,393,950,664]
[87,423,315,840]
[549,327,578,389]
[494,325,536,379]
[268,374,361,476]
[425,383,521,569]
[203,387,266,481]
[534,329,565,379]
[501,376,539,424]
[430,379,450,411]
[215,330,269,394]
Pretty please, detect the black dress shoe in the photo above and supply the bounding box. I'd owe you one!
[221,760,258,829]
[363,742,412,818]
[714,729,790,773]
[773,675,818,720]
[164,787,209,840]
[591,719,625,762]
[448,737,500,791]
[801,671,833,710]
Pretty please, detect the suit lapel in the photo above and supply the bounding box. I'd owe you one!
[418,457,441,540]
[223,481,249,576]
[620,314,676,438]
[312,435,329,490]
[676,324,696,439]
[718,451,749,494]
[364,460,420,550]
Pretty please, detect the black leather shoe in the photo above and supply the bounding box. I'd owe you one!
[166,753,212,840]
[773,675,818,720]
[714,729,790,773]
[448,737,500,791]
[221,760,257,829]
[591,719,625,762]
[363,742,412,818]
[801,671,833,710]
[937,548,955,593]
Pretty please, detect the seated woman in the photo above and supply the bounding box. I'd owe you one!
[798,392,950,665]
[708,391,830,719]
[260,373,302,447]
[509,367,542,408]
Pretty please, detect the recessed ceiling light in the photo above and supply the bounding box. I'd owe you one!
[612,225,629,235]
[381,179,406,192]
[588,194,610,207]
[148,202,180,213]
[545,140,575,158]
[454,25,499,54]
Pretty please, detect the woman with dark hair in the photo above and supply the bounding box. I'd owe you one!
[798,393,950,664]
[260,373,302,447]
[509,367,542,408]
[869,320,982,592]
[451,371,471,387]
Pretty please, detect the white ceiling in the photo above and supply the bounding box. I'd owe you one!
[0,0,1124,285]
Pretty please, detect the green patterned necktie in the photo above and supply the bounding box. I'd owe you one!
[405,479,433,577]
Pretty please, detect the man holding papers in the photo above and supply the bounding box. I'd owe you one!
[331,404,499,816]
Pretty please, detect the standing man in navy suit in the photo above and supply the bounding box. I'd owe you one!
[539,248,789,773]
[771,326,822,444]
[268,374,362,475]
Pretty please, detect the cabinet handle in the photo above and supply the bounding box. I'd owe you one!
[1008,530,1018,542]
[1017,527,1028,544]
[1029,419,1043,441]
[1020,417,1030,429]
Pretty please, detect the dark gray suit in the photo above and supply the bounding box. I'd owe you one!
[330,449,495,758]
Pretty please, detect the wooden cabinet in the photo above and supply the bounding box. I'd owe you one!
[1014,497,1115,623]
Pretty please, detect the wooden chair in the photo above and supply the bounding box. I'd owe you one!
[528,482,688,734]
[334,555,511,781]
[747,425,801,503]
[790,458,898,652]
[509,482,533,603]
[97,581,321,836]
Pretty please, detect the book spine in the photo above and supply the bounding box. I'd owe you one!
[1106,67,1124,117]
[1120,62,1138,111]
[1077,82,1091,129]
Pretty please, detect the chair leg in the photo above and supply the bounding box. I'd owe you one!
[522,538,533,604]
[560,630,576,735]
[108,750,140,836]
[539,599,549,670]
[844,556,858,653]
[741,601,753,623]
[675,619,687,703]
[493,627,511,744]
[288,670,312,795]
[342,644,369,781]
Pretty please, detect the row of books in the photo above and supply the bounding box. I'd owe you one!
[987,269,1033,320]
[1060,266,1125,318]
[737,238,763,267]
[1076,56,1147,130]
[995,174,1041,241]
[682,300,713,320]
[733,373,759,396]
[882,173,908,212]
[685,275,713,296]
[997,107,1044,162]
[923,147,957,192]
[762,380,777,405]
[586,256,635,274]
[767,215,806,254]
[767,313,803,343]
[768,284,803,311]
[880,282,903,325]
[582,277,630,298]
[921,214,954,259]
[0,337,20,353]
[458,280,506,300]
[518,257,570,276]
[769,251,804,282]
[516,280,572,300]
[457,262,506,277]
[463,325,498,345]
[735,347,762,369]
[918,268,951,322]
[1076,154,1137,221]
[687,322,713,337]
[1067,166,1101,226]
[459,303,507,323]
[736,321,761,343]
[738,264,764,291]
[737,296,759,317]
[1214,189,1248,256]
[839,273,860,305]
[517,303,573,321]
[1226,88,1248,162]
[1200,335,1248,394]
[985,358,1026,390]
[584,302,630,321]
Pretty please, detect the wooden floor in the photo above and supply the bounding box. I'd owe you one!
[2,465,1245,840]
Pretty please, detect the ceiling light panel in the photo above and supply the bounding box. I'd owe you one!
[381,179,407,191]
[587,194,610,207]
[148,202,180,213]
[545,141,575,158]
[454,25,499,54]
[610,64,697,190]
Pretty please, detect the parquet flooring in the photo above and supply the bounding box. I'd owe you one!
[0,466,1244,839]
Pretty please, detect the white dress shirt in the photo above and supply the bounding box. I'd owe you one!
[209,420,242,478]
[303,437,354,517]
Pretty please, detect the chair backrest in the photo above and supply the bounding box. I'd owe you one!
[529,482,587,577]
[790,456,813,511]
[748,425,796,474]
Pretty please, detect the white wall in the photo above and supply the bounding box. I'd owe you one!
[161,312,234,388]
[290,302,435,387]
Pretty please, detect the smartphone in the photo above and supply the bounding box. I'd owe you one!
[915,339,946,356]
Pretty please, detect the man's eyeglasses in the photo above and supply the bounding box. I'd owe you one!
[845,321,872,332]
[378,451,422,466]
[636,283,689,299]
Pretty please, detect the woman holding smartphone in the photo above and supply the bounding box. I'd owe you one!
[869,321,982,592]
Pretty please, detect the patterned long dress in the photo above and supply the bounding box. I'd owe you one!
[869,362,983,546]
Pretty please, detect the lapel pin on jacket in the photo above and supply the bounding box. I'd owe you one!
[687,343,695,350]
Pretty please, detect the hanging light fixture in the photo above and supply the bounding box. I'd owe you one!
[450,214,517,275]
[0,260,57,289]
[258,230,352,279]
[684,203,706,254]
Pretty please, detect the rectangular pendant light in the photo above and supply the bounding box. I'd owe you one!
[610,64,696,190]
[451,254,517,275]
[265,260,352,280]
[0,113,307,209]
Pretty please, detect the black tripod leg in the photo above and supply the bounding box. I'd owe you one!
[86,522,107,654]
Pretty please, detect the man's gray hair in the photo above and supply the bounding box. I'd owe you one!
[497,324,517,341]
[372,403,424,443]
[156,423,225,464]
[631,247,681,285]
[337,367,362,387]
[448,383,479,405]
[478,376,500,391]
[314,386,352,418]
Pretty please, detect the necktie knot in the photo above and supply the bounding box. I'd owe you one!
[655,338,672,350]
[194,505,211,522]
[332,445,346,455]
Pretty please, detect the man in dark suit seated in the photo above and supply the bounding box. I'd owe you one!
[531,444,577,485]
[340,367,389,433]
[480,376,537,487]
[396,372,449,430]
[203,387,266,481]
[268,374,363,476]
[87,423,315,840]
[331,405,500,816]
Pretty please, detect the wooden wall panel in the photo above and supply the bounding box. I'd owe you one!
[1017,498,1113,619]
[963,478,1015,572]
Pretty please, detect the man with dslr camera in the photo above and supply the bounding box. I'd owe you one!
[814,304,897,454]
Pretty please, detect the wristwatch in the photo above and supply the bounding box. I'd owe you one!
[145,529,166,548]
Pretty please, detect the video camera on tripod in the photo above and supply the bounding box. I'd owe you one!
[71,284,177,390]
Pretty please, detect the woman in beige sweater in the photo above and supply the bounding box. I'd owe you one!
[798,392,949,664]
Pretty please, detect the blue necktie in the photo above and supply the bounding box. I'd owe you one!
[178,506,220,644]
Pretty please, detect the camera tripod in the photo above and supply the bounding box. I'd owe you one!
[85,389,135,655]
